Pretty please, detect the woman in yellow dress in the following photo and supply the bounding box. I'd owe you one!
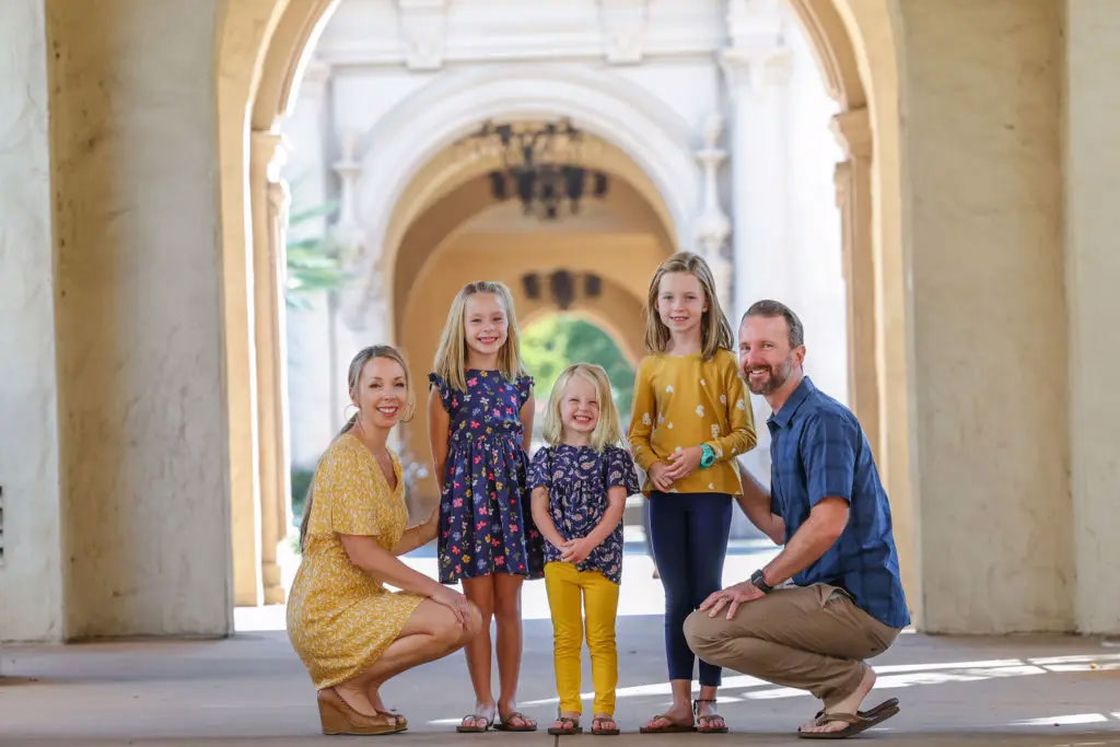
[288,345,483,736]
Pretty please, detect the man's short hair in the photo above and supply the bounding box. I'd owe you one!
[741,299,805,348]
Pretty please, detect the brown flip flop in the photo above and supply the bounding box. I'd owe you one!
[494,710,537,732]
[455,712,493,733]
[810,697,899,723]
[591,715,621,736]
[547,716,583,735]
[798,701,900,739]
[639,714,697,734]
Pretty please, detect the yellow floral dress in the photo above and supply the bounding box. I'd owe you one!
[287,433,424,689]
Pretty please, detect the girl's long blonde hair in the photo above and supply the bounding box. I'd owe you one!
[541,363,623,452]
[643,251,733,360]
[298,345,413,551]
[432,280,527,392]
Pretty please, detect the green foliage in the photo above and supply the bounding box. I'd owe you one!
[285,200,348,309]
[521,315,635,422]
[290,466,314,527]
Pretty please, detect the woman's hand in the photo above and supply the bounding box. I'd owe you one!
[647,461,675,492]
[664,446,702,481]
[430,586,472,627]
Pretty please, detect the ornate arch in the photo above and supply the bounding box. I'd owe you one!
[347,65,700,301]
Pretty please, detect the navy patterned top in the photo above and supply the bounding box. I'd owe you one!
[429,369,544,583]
[527,444,639,584]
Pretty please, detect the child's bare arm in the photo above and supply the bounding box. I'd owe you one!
[427,387,450,493]
[530,486,567,550]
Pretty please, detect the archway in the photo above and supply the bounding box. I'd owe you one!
[214,0,913,622]
[386,141,673,507]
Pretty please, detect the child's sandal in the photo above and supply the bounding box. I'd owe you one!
[693,698,729,734]
[591,716,620,736]
[547,716,583,735]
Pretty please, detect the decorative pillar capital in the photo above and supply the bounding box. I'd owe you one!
[831,107,872,160]
[720,45,793,94]
[250,130,288,182]
[599,0,649,64]
[397,0,448,71]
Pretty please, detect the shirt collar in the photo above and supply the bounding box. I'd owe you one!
[767,376,816,430]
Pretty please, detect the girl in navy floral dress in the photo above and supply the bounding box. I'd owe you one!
[529,363,639,737]
[428,281,543,734]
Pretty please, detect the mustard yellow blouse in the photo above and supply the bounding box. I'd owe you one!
[628,349,757,495]
[286,433,424,689]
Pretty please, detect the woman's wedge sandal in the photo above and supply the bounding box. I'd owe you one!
[591,716,621,736]
[693,699,729,734]
[547,716,583,736]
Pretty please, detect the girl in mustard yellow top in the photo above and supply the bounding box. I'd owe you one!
[628,252,757,735]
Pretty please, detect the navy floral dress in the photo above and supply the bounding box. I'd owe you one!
[527,444,639,585]
[429,369,544,583]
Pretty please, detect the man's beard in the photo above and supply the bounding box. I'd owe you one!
[745,357,794,395]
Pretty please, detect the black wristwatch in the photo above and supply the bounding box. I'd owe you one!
[750,569,774,594]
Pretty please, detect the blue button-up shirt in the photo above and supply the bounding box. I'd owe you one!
[768,377,910,628]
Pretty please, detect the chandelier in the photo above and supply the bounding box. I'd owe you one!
[467,119,609,220]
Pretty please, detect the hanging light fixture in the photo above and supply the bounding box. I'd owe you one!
[468,119,609,220]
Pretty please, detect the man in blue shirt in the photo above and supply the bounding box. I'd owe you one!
[684,300,909,740]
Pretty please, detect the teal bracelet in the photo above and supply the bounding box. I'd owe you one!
[699,443,716,469]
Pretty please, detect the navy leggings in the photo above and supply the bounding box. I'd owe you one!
[648,491,733,687]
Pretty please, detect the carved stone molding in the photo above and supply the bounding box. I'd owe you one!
[599,0,649,64]
[720,45,794,94]
[831,106,872,160]
[397,0,448,70]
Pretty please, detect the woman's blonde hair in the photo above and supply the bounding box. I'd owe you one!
[298,345,413,551]
[541,363,623,452]
[643,251,734,360]
[433,280,527,392]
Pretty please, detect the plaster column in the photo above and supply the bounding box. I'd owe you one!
[721,44,793,315]
[901,0,1070,633]
[250,130,292,605]
[721,41,792,483]
[831,107,880,461]
[694,115,732,304]
[1065,0,1120,634]
[48,0,231,636]
[0,0,63,642]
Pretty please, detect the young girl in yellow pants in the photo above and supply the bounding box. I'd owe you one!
[529,364,639,736]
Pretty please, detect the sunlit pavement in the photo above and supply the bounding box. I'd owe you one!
[2,543,1119,745]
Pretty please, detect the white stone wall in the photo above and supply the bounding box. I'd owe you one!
[0,0,63,642]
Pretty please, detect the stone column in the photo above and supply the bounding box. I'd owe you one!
[720,44,793,318]
[720,40,792,484]
[250,130,291,605]
[694,115,732,304]
[831,107,880,461]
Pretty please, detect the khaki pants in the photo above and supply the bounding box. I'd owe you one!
[683,584,899,708]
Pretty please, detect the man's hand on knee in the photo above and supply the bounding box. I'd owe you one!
[699,581,764,620]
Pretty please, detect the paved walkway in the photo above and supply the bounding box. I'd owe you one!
[3,546,1119,745]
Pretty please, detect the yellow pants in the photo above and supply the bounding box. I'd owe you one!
[543,561,620,716]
